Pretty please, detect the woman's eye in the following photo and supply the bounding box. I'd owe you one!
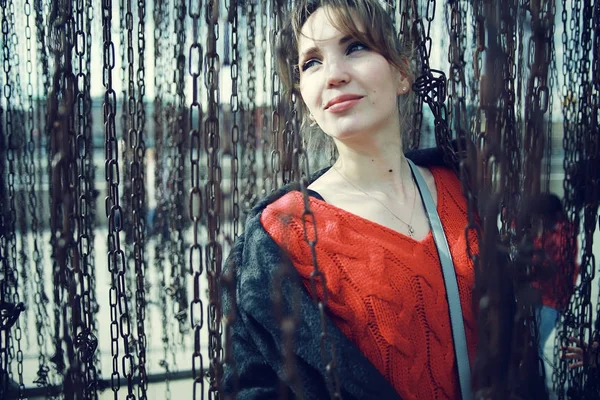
[346,42,368,54]
[301,59,320,71]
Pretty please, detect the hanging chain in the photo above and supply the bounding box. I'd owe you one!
[228,0,240,250]
[274,88,303,397]
[260,1,271,197]
[270,0,282,190]
[205,1,223,398]
[11,0,32,364]
[131,0,149,395]
[522,0,554,196]
[188,0,205,397]
[411,0,457,167]
[446,0,468,144]
[0,0,26,396]
[74,0,99,395]
[47,0,83,395]
[221,0,239,393]
[571,1,597,396]
[101,0,135,395]
[554,0,581,396]
[169,0,188,340]
[242,0,258,210]
[298,153,343,400]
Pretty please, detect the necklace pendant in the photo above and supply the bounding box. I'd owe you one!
[408,225,415,237]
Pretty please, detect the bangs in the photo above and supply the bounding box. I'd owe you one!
[288,0,409,90]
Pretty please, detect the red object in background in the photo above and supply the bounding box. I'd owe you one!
[533,221,579,311]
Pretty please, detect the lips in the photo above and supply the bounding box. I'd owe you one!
[324,94,364,112]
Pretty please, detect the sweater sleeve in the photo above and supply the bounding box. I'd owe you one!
[220,217,296,400]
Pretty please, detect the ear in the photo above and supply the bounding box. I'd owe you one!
[396,72,411,95]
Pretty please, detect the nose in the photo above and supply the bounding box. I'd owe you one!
[325,60,350,88]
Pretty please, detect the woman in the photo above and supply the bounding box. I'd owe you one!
[223,1,478,399]
[530,193,579,351]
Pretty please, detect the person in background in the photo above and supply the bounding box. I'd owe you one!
[530,193,579,351]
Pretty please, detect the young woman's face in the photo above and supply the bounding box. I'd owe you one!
[297,7,408,143]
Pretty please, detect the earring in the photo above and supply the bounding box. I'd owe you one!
[402,86,408,93]
[309,114,317,127]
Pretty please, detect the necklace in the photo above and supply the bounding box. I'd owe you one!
[333,164,418,237]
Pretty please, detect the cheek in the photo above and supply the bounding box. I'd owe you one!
[299,84,316,108]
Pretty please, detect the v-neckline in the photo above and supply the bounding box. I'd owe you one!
[303,166,444,245]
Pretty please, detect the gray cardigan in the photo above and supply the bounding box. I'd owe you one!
[222,147,460,399]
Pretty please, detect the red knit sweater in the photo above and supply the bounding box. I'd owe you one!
[261,166,478,400]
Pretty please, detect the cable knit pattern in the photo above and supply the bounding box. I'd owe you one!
[260,166,478,400]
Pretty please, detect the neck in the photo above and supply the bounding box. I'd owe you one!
[332,134,413,197]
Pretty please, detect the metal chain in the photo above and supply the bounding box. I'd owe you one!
[571,1,597,396]
[260,1,271,197]
[10,0,32,362]
[446,0,467,145]
[221,1,239,393]
[242,0,258,211]
[0,0,22,395]
[553,0,582,395]
[74,0,99,395]
[134,0,149,397]
[275,84,303,398]
[298,154,343,400]
[270,0,282,190]
[101,0,132,395]
[411,0,457,167]
[47,0,82,395]
[188,0,205,397]
[205,2,223,398]
[0,67,9,398]
[85,0,101,385]
[5,0,27,394]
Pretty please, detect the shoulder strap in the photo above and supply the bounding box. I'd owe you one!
[407,160,473,400]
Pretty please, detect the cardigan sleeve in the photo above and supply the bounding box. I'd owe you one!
[221,219,295,399]
[221,313,287,399]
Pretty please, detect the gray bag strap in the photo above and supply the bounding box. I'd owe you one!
[407,159,472,400]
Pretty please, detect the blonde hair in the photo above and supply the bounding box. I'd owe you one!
[276,0,415,165]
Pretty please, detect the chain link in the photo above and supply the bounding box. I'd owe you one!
[242,0,258,211]
[270,0,282,190]
[260,1,271,197]
[101,0,134,395]
[0,0,20,395]
[188,0,205,397]
[205,2,223,398]
[74,0,99,395]
[221,1,240,395]
[132,0,149,396]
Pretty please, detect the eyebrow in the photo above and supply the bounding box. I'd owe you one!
[299,34,355,62]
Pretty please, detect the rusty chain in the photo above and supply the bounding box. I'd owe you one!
[221,1,240,395]
[242,0,258,211]
[204,2,223,398]
[260,1,271,197]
